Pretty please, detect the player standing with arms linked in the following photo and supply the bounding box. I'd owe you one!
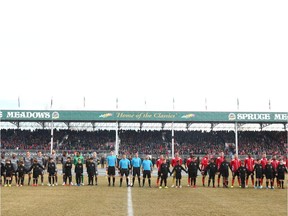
[244,153,255,188]
[216,151,225,187]
[142,155,153,187]
[119,154,131,187]
[131,152,142,187]
[171,152,183,188]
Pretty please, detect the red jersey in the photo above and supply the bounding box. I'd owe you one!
[216,156,224,169]
[200,157,209,170]
[286,159,288,168]
[171,157,183,167]
[230,159,241,172]
[244,157,254,171]
[260,157,268,169]
[271,159,279,170]
[186,158,193,168]
[156,158,164,171]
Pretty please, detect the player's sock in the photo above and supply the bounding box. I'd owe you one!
[208,179,211,187]
[95,177,97,185]
[120,178,123,186]
[188,178,190,186]
[55,175,58,184]
[113,177,115,186]
[91,178,94,185]
[179,179,181,187]
[245,179,248,186]
[126,178,129,186]
[142,179,145,186]
[64,176,67,184]
[69,177,72,184]
[213,179,215,187]
[52,177,55,184]
[157,178,160,186]
[21,178,24,185]
[281,181,284,188]
[266,181,268,188]
[28,176,31,185]
[238,177,240,186]
[232,178,234,186]
[148,179,151,186]
[108,177,111,185]
[41,175,44,184]
[132,177,135,185]
[202,176,205,185]
[217,177,220,186]
[193,178,196,186]
[138,177,141,186]
[251,177,254,186]
[36,179,38,185]
[164,179,167,186]
[48,176,51,184]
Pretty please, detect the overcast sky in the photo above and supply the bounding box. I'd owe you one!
[0,0,287,112]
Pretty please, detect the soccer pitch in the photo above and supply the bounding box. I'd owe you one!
[1,170,287,216]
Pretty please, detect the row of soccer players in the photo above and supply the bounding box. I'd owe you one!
[180,151,287,189]
[0,150,99,187]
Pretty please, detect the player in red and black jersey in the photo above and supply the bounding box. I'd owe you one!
[156,155,164,187]
[200,154,209,187]
[276,159,287,189]
[265,158,274,189]
[170,153,183,188]
[253,158,263,189]
[188,155,200,188]
[216,152,225,187]
[260,152,268,186]
[219,156,230,188]
[185,153,193,186]
[230,154,241,188]
[271,155,279,187]
[244,153,255,187]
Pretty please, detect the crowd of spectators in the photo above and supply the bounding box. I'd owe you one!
[1,129,287,157]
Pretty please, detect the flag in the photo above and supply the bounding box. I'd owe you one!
[205,97,207,110]
[269,98,271,110]
[116,97,118,109]
[18,96,20,108]
[83,97,86,108]
[237,98,239,110]
[50,97,53,108]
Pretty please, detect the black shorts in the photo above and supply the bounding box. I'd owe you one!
[161,173,168,179]
[108,166,116,176]
[265,172,273,180]
[247,170,254,177]
[48,172,56,177]
[143,170,151,178]
[158,171,161,178]
[120,169,129,177]
[232,172,239,178]
[62,166,66,174]
[202,170,208,176]
[255,173,262,179]
[65,172,72,177]
[133,167,140,177]
[278,174,285,180]
[188,172,197,178]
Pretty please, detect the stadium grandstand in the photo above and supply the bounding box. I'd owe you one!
[0,110,287,160]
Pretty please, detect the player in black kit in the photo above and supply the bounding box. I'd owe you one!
[276,159,287,189]
[47,158,57,186]
[16,161,26,187]
[64,157,73,186]
[253,158,263,189]
[75,158,83,186]
[237,162,247,188]
[159,159,171,188]
[170,160,187,188]
[28,159,45,186]
[86,158,96,185]
[206,158,217,188]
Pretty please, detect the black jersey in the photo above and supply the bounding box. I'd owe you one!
[47,162,57,175]
[254,164,263,177]
[64,161,72,175]
[265,164,274,175]
[29,163,45,176]
[188,161,200,173]
[17,165,26,177]
[220,161,230,177]
[5,163,14,176]
[75,163,83,174]
[87,162,96,175]
[206,162,217,175]
[160,163,170,176]
[237,166,247,178]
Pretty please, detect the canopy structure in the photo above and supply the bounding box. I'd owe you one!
[0,110,287,156]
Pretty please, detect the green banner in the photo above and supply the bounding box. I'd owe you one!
[0,110,287,123]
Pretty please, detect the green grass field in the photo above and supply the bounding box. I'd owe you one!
[1,171,287,216]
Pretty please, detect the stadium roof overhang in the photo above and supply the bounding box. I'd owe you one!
[0,110,287,131]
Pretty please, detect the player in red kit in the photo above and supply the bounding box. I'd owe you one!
[230,154,241,188]
[260,152,268,187]
[244,153,254,187]
[185,153,193,186]
[271,155,279,187]
[156,155,164,187]
[216,152,225,187]
[200,154,209,187]
[171,153,183,188]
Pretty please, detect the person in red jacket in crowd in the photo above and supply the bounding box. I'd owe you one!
[216,151,225,187]
[200,154,209,187]
[244,153,255,187]
[230,154,241,188]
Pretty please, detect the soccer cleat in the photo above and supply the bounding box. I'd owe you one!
[41,183,44,186]
[159,186,162,189]
[62,182,66,186]
[55,183,58,186]
[231,186,234,188]
[81,183,84,186]
[20,185,23,187]
[8,184,11,187]
[164,186,168,189]
[52,184,55,187]
[179,185,182,188]
[171,185,175,188]
[48,184,51,186]
[271,186,274,189]
[187,184,190,187]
